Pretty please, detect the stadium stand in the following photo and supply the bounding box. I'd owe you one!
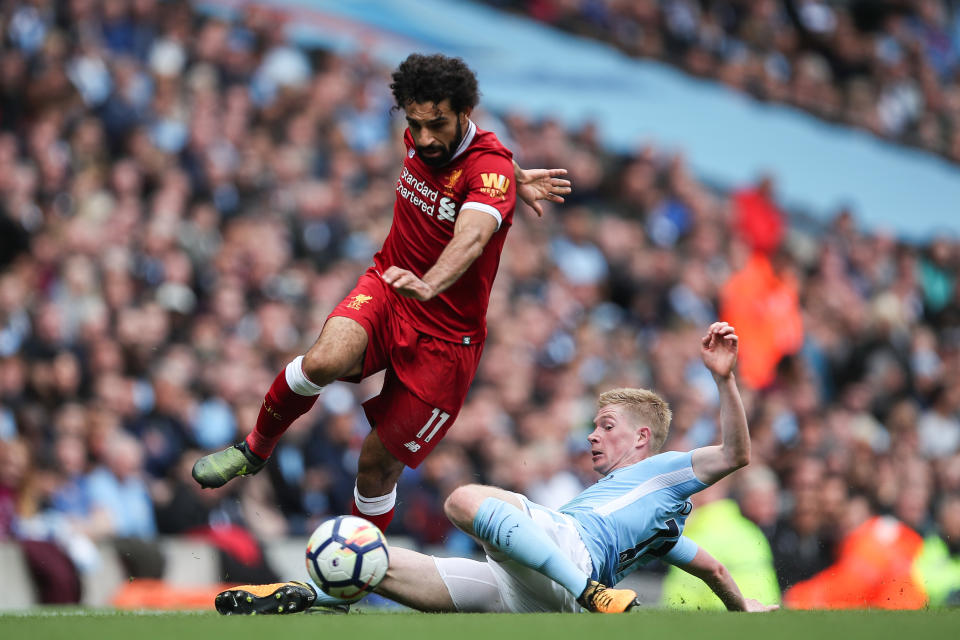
[485,0,960,163]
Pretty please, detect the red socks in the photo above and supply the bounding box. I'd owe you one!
[248,358,399,534]
[351,500,395,532]
[351,484,397,531]
[245,368,319,459]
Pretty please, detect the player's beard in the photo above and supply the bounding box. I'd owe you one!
[417,118,463,168]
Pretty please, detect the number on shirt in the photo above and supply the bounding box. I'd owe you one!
[416,408,450,443]
[616,518,680,573]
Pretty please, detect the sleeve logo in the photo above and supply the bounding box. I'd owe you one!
[479,172,510,200]
[346,294,373,310]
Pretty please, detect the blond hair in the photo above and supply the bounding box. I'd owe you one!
[598,388,672,453]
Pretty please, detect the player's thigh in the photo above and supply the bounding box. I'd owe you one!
[361,371,462,469]
[303,316,367,381]
[307,271,393,383]
[374,547,463,613]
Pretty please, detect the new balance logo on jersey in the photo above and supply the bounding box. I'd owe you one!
[438,197,457,222]
[404,441,421,452]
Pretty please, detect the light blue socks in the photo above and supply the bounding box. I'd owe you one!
[473,497,589,597]
[305,578,353,607]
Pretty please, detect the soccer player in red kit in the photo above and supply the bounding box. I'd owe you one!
[192,53,570,532]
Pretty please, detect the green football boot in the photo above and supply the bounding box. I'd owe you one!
[192,441,266,489]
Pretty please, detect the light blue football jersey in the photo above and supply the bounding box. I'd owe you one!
[559,450,708,586]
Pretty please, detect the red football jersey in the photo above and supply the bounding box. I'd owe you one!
[373,121,516,343]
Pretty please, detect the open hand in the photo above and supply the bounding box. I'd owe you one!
[381,266,436,301]
[700,322,739,379]
[743,598,779,612]
[517,168,571,217]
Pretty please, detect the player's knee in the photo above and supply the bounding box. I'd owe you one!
[444,484,483,528]
[301,348,342,385]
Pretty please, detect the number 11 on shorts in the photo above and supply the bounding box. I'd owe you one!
[417,408,450,443]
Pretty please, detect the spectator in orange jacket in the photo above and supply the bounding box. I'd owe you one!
[720,249,803,389]
[784,494,927,609]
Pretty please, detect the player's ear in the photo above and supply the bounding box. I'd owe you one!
[460,107,472,124]
[636,426,650,448]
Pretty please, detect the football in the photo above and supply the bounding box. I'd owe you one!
[305,515,390,601]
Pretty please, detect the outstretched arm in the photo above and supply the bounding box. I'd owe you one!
[381,208,498,301]
[690,322,750,485]
[513,161,571,217]
[677,546,779,612]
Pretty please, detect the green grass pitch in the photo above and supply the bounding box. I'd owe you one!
[2,609,959,640]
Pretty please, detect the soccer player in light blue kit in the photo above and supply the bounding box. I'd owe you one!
[216,322,779,614]
[439,321,776,613]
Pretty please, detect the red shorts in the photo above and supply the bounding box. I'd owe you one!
[328,269,484,467]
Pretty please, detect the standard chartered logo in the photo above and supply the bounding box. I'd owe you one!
[396,165,459,223]
[396,181,434,215]
[400,166,439,200]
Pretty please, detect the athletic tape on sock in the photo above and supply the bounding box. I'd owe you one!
[354,484,397,517]
[285,355,324,396]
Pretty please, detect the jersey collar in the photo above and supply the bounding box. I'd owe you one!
[603,457,649,479]
[449,119,477,163]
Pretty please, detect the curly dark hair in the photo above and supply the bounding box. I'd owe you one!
[390,53,480,114]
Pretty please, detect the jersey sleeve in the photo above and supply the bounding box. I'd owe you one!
[663,535,699,566]
[668,450,710,501]
[461,152,516,230]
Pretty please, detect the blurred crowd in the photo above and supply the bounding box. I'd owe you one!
[1,0,959,607]
[488,0,960,163]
